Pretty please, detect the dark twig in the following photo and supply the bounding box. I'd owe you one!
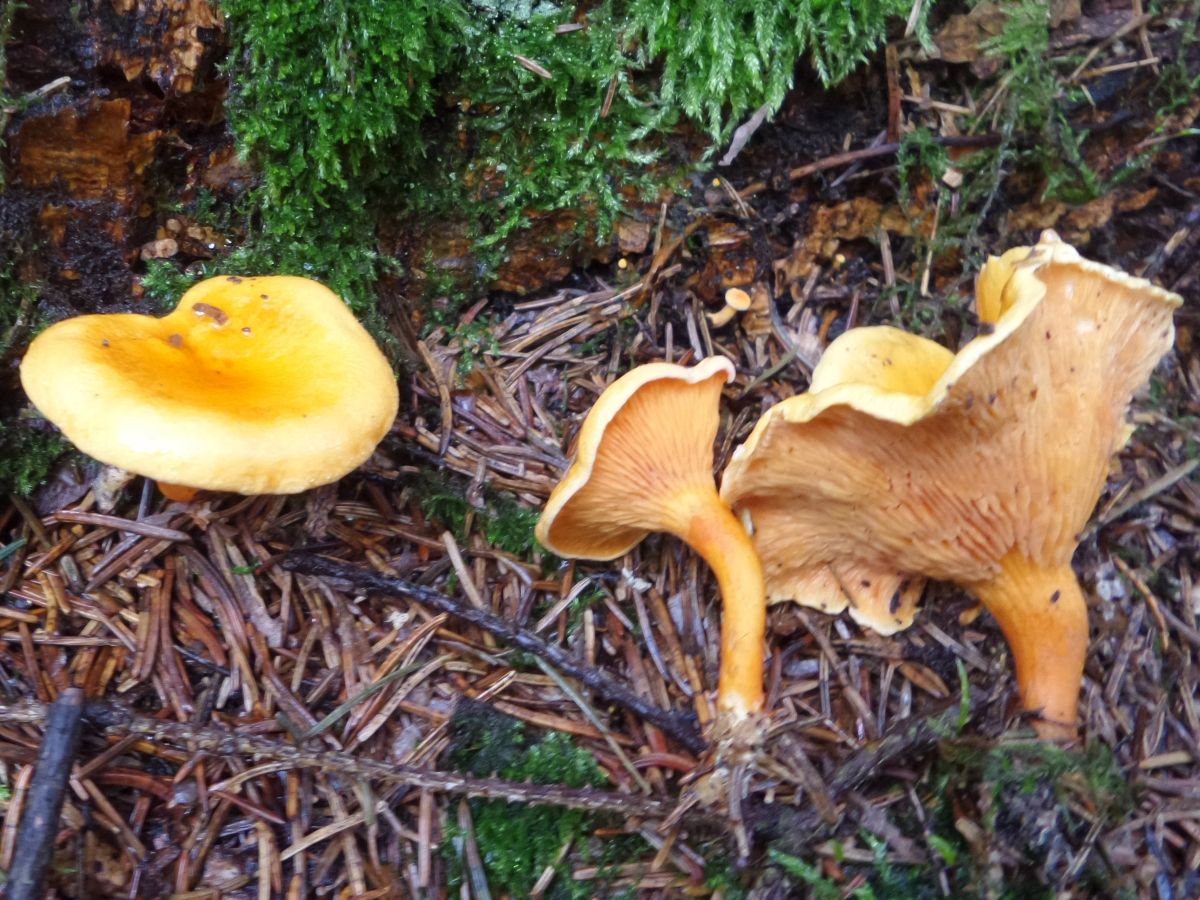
[0,700,716,824]
[280,552,707,754]
[738,133,1001,199]
[6,688,85,900]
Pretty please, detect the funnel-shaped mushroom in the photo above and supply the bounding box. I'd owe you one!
[20,275,398,496]
[720,232,1180,738]
[536,357,766,722]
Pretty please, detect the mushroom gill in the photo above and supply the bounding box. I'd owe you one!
[720,231,1181,738]
[536,357,766,730]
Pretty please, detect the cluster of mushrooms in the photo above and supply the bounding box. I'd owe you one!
[536,231,1181,745]
[17,232,1182,752]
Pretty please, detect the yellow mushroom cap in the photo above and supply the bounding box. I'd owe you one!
[20,275,399,495]
[724,288,753,312]
[536,356,735,560]
[720,231,1181,631]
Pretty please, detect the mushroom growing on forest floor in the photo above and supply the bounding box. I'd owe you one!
[536,357,766,740]
[707,287,753,328]
[20,275,398,499]
[720,231,1180,739]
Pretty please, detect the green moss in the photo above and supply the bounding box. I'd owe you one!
[140,259,200,311]
[704,856,748,899]
[0,421,66,496]
[0,194,66,495]
[628,0,928,137]
[449,318,500,380]
[218,0,459,313]
[412,472,545,558]
[764,739,1133,898]
[218,0,930,316]
[443,702,643,899]
[421,1,663,268]
[897,127,949,209]
[0,0,20,193]
[770,833,947,900]
[978,1,1100,204]
[923,738,1132,894]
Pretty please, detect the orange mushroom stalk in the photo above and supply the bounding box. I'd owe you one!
[20,275,399,498]
[536,357,766,727]
[720,232,1180,739]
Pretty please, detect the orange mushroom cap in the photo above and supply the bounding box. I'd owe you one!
[538,357,736,557]
[20,275,399,496]
[537,357,767,721]
[720,231,1181,736]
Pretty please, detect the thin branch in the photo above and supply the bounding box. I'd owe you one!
[6,689,86,900]
[0,700,717,824]
[737,133,1001,199]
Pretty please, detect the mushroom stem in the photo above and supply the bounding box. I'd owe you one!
[969,554,1088,741]
[706,306,737,328]
[157,481,201,502]
[665,486,766,719]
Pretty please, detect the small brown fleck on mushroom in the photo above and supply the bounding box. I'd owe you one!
[1029,388,1038,400]
[241,327,252,336]
[1045,330,1052,339]
[260,294,269,300]
[192,302,229,325]
[167,334,183,348]
[227,275,243,283]
[987,393,998,405]
[101,339,109,348]
[1050,590,1061,604]
[861,579,871,587]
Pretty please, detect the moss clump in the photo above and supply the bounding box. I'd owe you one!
[411,472,544,558]
[218,0,930,314]
[0,422,65,496]
[627,0,926,136]
[978,0,1099,204]
[218,0,459,313]
[140,258,200,311]
[1,193,66,495]
[419,1,661,267]
[763,739,1132,898]
[443,700,640,899]
[926,738,1133,894]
